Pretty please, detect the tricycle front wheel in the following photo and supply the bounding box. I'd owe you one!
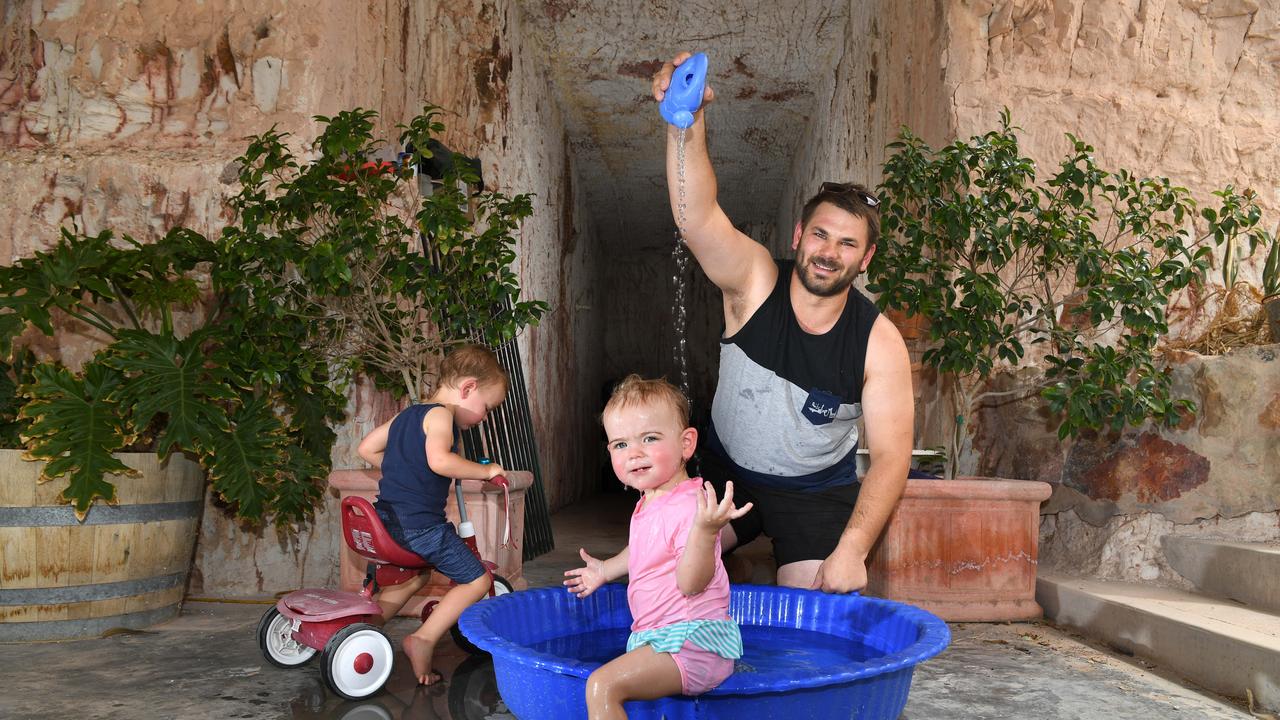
[321,623,394,700]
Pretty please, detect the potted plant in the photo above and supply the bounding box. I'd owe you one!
[1202,221,1278,347]
[0,105,546,637]
[861,110,1266,620]
[0,220,340,638]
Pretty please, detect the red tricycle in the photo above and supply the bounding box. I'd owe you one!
[256,475,515,700]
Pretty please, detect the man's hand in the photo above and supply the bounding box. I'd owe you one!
[651,51,716,106]
[485,463,506,480]
[563,548,608,598]
[693,480,753,534]
[811,544,869,594]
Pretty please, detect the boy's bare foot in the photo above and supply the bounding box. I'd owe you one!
[402,634,439,685]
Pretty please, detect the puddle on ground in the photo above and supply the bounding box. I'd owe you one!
[288,638,514,720]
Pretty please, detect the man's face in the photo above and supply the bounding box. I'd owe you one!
[791,202,876,298]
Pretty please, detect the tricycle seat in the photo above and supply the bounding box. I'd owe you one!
[341,496,430,570]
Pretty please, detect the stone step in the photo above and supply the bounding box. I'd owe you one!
[1037,572,1280,713]
[1162,536,1280,613]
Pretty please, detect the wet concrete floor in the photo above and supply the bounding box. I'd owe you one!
[1,492,1254,719]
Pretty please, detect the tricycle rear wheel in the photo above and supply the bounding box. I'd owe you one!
[257,606,318,668]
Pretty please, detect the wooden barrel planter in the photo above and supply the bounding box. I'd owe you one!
[0,450,204,641]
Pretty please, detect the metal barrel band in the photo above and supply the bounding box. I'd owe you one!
[0,500,202,526]
[0,572,187,605]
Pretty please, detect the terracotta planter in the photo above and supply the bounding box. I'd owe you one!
[866,477,1052,622]
[0,450,204,641]
[327,469,531,617]
[884,308,929,343]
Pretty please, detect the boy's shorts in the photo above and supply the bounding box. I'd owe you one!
[670,640,735,696]
[700,451,861,568]
[376,509,487,585]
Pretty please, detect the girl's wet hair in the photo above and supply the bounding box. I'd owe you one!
[602,374,690,428]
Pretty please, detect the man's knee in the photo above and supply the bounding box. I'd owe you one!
[776,560,822,589]
[719,522,739,551]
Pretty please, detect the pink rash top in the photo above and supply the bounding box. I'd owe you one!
[626,477,732,633]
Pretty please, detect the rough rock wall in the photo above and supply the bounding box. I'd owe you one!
[886,0,1280,455]
[779,0,951,253]
[2,0,599,596]
[1013,345,1280,585]
[946,0,1279,236]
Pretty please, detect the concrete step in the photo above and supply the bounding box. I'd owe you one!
[1037,572,1280,713]
[1163,536,1280,613]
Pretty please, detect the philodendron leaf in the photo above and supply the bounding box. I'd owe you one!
[19,362,136,520]
[107,329,237,458]
[0,229,120,345]
[270,441,330,530]
[202,395,289,523]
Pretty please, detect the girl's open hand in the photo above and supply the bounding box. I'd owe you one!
[563,548,607,598]
[694,481,753,533]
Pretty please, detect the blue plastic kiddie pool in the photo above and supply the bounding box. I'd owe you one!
[459,583,950,719]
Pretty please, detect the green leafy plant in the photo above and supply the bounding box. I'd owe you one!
[0,348,35,448]
[868,110,1266,477]
[0,106,545,524]
[223,106,546,401]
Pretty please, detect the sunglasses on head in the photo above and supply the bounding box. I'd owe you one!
[819,182,879,208]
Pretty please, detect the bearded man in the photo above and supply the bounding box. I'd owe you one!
[653,53,914,594]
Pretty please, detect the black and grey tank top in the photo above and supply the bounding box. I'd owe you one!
[705,259,879,491]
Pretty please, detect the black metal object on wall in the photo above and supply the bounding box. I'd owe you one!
[458,333,554,561]
[413,149,554,560]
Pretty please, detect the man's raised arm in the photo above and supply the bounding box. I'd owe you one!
[653,53,772,303]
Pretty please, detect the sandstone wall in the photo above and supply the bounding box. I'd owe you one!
[2,0,600,596]
[949,0,1278,315]
[779,0,951,251]
[946,0,1279,236]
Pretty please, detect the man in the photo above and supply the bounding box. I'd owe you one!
[652,52,914,594]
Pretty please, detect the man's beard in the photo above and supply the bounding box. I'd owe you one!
[795,255,859,297]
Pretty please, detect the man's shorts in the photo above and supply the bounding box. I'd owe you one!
[376,508,487,585]
[700,450,861,568]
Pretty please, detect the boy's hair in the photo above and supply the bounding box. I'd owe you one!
[438,343,509,393]
[602,374,690,428]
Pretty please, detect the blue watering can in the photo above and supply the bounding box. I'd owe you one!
[660,53,709,129]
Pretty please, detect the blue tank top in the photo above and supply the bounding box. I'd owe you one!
[373,403,457,531]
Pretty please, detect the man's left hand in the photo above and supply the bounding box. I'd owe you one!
[811,545,868,594]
